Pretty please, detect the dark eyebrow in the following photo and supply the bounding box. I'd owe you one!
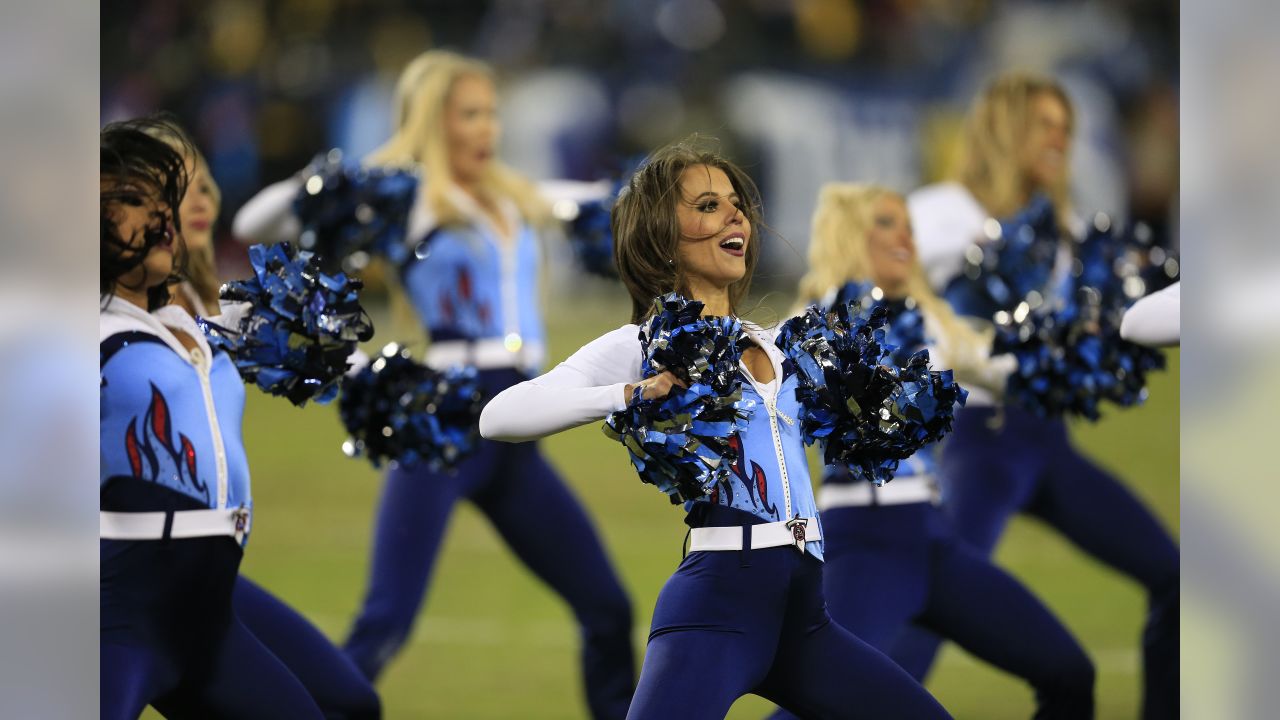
[691,191,740,201]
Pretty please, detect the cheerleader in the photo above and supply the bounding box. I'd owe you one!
[99,119,323,719]
[234,51,635,718]
[142,119,381,719]
[480,141,952,719]
[771,183,1095,719]
[904,73,1179,718]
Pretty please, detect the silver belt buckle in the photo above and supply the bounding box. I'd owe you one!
[232,506,251,541]
[785,515,808,551]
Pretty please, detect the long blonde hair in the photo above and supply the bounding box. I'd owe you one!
[364,50,548,227]
[959,72,1075,229]
[797,183,986,359]
[363,50,551,346]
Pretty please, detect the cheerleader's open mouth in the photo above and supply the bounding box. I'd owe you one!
[719,232,746,257]
[146,225,175,252]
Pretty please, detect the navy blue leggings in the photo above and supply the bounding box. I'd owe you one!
[233,577,380,719]
[629,506,951,720]
[100,537,323,720]
[895,407,1179,719]
[344,370,634,719]
[771,503,1094,720]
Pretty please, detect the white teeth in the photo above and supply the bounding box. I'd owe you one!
[720,238,744,250]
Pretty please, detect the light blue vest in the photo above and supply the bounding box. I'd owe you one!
[687,331,824,559]
[100,322,252,512]
[401,221,545,348]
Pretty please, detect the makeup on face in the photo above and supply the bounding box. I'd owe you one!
[179,162,218,251]
[675,164,752,290]
[865,194,915,293]
[445,74,499,185]
[1023,92,1072,190]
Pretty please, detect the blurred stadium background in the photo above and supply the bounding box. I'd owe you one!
[103,1,1178,718]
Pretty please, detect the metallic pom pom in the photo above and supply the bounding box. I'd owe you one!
[560,186,620,279]
[943,194,1060,319]
[777,291,966,486]
[293,149,419,273]
[205,242,374,406]
[338,344,483,471]
[603,293,754,503]
[993,208,1173,420]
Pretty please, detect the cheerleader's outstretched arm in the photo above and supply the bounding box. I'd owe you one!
[480,325,641,442]
[1120,281,1180,347]
[231,176,303,244]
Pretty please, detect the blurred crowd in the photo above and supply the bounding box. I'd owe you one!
[101,0,1177,282]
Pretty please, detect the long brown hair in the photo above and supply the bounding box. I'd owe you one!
[612,139,763,324]
[959,72,1075,229]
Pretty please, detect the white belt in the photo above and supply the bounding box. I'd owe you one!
[818,475,935,509]
[100,506,252,544]
[425,338,545,371]
[689,517,822,552]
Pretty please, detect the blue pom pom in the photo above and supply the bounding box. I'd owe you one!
[993,212,1172,420]
[564,185,621,279]
[206,243,374,406]
[777,295,966,485]
[831,281,929,367]
[602,294,754,503]
[1072,213,1180,306]
[929,196,1171,420]
[560,158,651,279]
[338,344,483,471]
[292,149,419,272]
[993,290,1165,420]
[641,294,747,394]
[943,195,1060,319]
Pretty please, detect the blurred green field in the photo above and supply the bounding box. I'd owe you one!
[166,290,1179,719]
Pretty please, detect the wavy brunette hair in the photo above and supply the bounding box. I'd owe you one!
[611,139,764,324]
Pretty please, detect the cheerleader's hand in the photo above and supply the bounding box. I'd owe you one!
[624,371,688,403]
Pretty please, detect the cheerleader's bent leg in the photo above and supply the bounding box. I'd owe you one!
[626,549,790,720]
[910,536,1095,720]
[343,448,498,680]
[234,576,381,719]
[1033,441,1179,720]
[766,505,932,720]
[896,408,1044,680]
[100,642,177,720]
[937,408,1040,557]
[759,554,952,720]
[477,441,635,720]
[161,611,323,719]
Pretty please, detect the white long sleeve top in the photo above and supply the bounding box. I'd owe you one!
[1120,281,1180,347]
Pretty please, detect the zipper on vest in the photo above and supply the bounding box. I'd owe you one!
[498,231,522,356]
[189,347,229,509]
